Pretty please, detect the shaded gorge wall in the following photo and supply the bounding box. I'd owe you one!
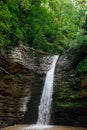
[0,45,53,128]
[52,45,87,127]
[0,44,87,128]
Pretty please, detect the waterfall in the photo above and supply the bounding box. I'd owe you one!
[37,55,58,125]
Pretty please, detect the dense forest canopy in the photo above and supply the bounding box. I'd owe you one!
[0,0,87,54]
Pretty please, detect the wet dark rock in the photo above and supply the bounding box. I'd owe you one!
[0,45,53,128]
[52,46,87,127]
[0,44,87,128]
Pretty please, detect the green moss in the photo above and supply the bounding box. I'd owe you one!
[16,73,23,80]
[7,73,23,80]
[55,80,80,101]
[76,59,87,74]
[54,69,87,111]
[12,83,22,90]
[56,102,81,109]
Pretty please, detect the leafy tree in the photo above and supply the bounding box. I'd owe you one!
[0,0,86,54]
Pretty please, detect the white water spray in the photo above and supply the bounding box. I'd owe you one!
[37,55,58,125]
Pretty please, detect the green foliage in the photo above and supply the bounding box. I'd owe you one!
[54,45,87,110]
[16,73,23,80]
[56,80,79,100]
[0,0,86,54]
[76,59,87,74]
[81,37,87,49]
[12,83,22,90]
[56,102,82,109]
[54,71,87,110]
[7,73,23,80]
[67,74,81,88]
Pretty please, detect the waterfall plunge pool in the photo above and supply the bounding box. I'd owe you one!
[24,124,53,129]
[1,125,87,130]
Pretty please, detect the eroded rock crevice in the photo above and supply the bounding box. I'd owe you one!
[0,44,87,128]
[0,45,53,128]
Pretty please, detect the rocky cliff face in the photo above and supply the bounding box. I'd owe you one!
[0,45,53,128]
[52,46,87,127]
[0,44,87,128]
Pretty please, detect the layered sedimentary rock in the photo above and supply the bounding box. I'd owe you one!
[0,45,53,128]
[52,45,87,127]
[0,44,87,128]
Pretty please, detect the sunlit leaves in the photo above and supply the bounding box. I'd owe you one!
[20,0,31,11]
[0,0,86,53]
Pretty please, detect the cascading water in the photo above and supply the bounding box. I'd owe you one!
[37,55,58,125]
[25,55,58,129]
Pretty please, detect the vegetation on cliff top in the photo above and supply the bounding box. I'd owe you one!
[0,0,86,54]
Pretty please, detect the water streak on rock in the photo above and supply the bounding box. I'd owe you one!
[37,55,58,125]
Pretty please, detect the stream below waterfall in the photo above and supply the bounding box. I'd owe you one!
[1,125,87,130]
